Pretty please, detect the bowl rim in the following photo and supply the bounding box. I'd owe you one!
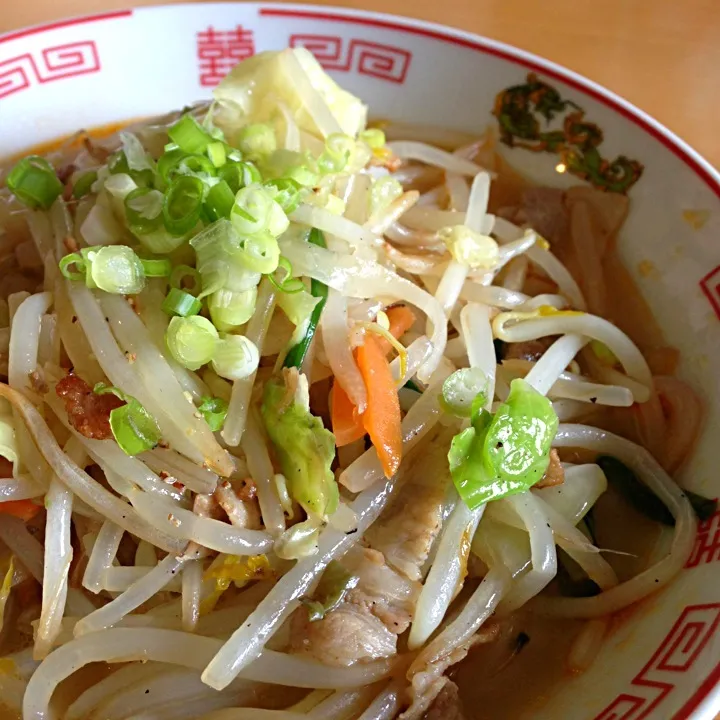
[1,3,719,718]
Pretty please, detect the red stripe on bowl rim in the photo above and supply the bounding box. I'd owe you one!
[260,5,720,200]
[0,10,132,46]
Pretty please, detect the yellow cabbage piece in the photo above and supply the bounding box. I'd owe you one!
[213,49,368,140]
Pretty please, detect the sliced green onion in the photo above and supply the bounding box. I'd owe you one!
[7,156,63,210]
[211,334,259,381]
[238,232,281,274]
[72,170,98,199]
[125,187,164,235]
[161,287,202,317]
[197,396,228,432]
[237,124,276,160]
[317,133,354,175]
[441,368,488,417]
[140,258,171,278]
[208,287,257,331]
[218,162,261,193]
[163,176,204,236]
[58,253,85,281]
[359,128,386,149]
[205,180,236,221]
[168,114,213,154]
[284,228,328,369]
[265,178,303,213]
[207,142,227,168]
[94,383,161,455]
[177,154,216,177]
[108,151,154,187]
[166,315,219,370]
[267,256,304,294]
[89,246,146,295]
[170,265,202,295]
[157,148,187,183]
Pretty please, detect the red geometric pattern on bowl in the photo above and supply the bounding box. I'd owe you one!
[288,34,411,84]
[699,265,720,321]
[196,26,256,87]
[0,41,99,99]
[686,507,720,568]
[594,603,720,720]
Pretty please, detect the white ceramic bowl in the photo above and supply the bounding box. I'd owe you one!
[2,4,719,718]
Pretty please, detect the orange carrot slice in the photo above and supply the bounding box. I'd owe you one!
[331,381,366,447]
[0,499,41,522]
[356,334,402,478]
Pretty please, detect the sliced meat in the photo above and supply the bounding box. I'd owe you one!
[536,449,564,488]
[402,629,498,720]
[55,374,124,440]
[290,601,397,666]
[421,681,467,720]
[290,546,420,667]
[364,429,453,582]
[343,547,419,634]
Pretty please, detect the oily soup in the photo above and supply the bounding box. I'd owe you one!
[0,49,706,720]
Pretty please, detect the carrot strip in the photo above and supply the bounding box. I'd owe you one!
[0,499,41,522]
[376,305,416,355]
[331,381,365,446]
[356,334,402,478]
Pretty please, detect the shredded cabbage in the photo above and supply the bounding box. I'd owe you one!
[213,48,367,140]
[261,370,338,520]
[449,378,559,509]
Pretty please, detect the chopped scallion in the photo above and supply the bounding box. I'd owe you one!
[7,156,63,210]
[170,264,202,295]
[168,114,213,154]
[211,334,260,381]
[205,180,235,221]
[72,170,98,199]
[267,256,305,294]
[161,287,202,317]
[163,176,204,236]
[197,396,229,432]
[94,383,161,455]
[207,141,227,168]
[166,315,219,370]
[140,258,172,278]
[283,228,328,369]
[125,187,164,236]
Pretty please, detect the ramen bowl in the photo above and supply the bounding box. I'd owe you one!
[1,4,720,719]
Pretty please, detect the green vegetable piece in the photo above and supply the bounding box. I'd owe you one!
[449,379,558,510]
[168,114,214,154]
[303,561,359,622]
[441,367,487,418]
[94,384,161,456]
[197,396,229,432]
[261,374,338,520]
[283,228,328,369]
[161,288,202,318]
[7,155,63,210]
[596,455,675,526]
[72,171,98,199]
